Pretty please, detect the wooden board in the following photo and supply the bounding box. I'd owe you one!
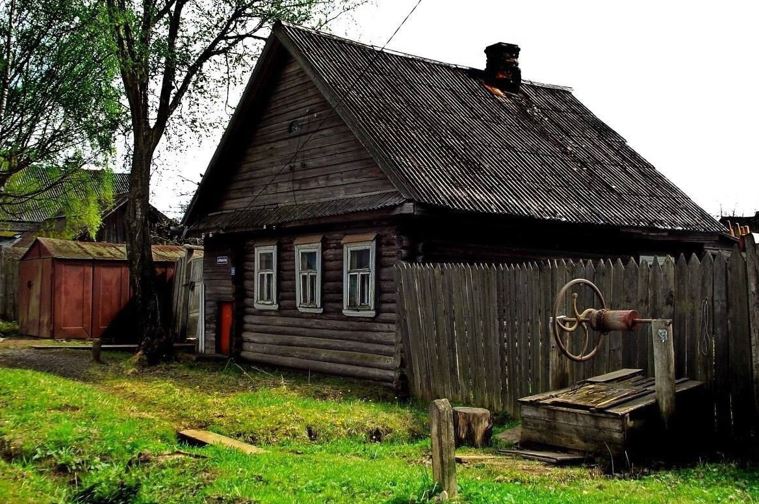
[178,429,264,455]
[519,368,705,456]
[498,449,587,466]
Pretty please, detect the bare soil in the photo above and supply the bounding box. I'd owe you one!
[0,337,122,380]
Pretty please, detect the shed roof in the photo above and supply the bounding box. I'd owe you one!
[184,23,723,235]
[25,237,185,262]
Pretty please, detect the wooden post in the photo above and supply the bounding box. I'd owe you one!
[91,338,102,363]
[651,319,675,429]
[429,399,457,499]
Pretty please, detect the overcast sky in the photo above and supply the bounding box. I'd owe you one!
[155,0,759,221]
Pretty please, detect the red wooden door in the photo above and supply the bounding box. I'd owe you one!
[91,263,130,339]
[54,261,93,339]
[218,302,233,355]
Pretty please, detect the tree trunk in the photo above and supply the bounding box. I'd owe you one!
[452,407,493,448]
[126,133,172,363]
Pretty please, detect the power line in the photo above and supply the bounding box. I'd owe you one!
[220,0,424,230]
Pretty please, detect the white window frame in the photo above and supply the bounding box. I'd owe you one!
[342,240,376,317]
[295,242,323,313]
[254,244,278,310]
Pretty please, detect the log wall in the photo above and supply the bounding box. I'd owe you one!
[238,225,403,386]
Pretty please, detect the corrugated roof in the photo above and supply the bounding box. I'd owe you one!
[199,192,406,232]
[0,170,130,225]
[272,23,722,233]
[30,237,184,262]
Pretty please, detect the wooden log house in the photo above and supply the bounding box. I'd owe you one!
[182,23,730,387]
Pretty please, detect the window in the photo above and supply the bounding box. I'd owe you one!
[343,239,376,317]
[295,242,322,313]
[254,245,278,310]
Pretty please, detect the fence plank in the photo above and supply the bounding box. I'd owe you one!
[712,253,730,436]
[727,247,754,437]
[609,258,625,372]
[622,259,639,369]
[744,235,759,417]
[637,260,652,373]
[697,254,714,387]
[686,254,702,379]
[537,262,551,397]
[505,265,518,415]
[674,254,689,378]
[549,260,569,389]
[486,266,504,411]
[432,266,453,401]
[451,266,472,404]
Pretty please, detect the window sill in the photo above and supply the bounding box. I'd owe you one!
[254,303,279,311]
[343,309,376,318]
[297,306,324,314]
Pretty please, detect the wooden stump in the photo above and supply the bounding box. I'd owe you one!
[453,407,493,448]
[429,399,457,499]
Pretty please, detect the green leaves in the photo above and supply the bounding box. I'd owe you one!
[0,0,123,235]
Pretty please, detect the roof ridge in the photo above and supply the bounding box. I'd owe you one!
[279,21,574,91]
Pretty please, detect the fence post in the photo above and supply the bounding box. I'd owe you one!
[429,399,457,499]
[651,319,676,429]
[743,235,759,416]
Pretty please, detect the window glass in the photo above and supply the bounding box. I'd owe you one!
[254,245,277,308]
[350,248,370,270]
[343,240,375,315]
[259,252,273,271]
[348,274,358,306]
[301,251,317,271]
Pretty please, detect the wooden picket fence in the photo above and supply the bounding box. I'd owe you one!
[0,247,21,321]
[395,244,759,439]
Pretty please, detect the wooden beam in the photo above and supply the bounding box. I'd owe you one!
[177,429,264,455]
[429,399,457,499]
[651,319,676,429]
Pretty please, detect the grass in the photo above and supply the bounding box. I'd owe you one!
[0,319,18,337]
[0,347,757,503]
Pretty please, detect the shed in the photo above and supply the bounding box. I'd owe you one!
[17,237,184,339]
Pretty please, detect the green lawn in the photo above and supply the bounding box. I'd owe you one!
[0,345,757,503]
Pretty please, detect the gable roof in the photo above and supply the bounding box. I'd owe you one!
[184,22,723,234]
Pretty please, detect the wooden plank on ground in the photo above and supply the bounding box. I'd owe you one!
[497,449,586,466]
[178,429,264,454]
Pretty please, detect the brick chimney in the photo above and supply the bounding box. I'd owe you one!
[484,42,521,93]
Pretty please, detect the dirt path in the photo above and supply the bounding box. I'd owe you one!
[0,337,121,380]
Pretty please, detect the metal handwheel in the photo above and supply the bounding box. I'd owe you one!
[552,278,608,362]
